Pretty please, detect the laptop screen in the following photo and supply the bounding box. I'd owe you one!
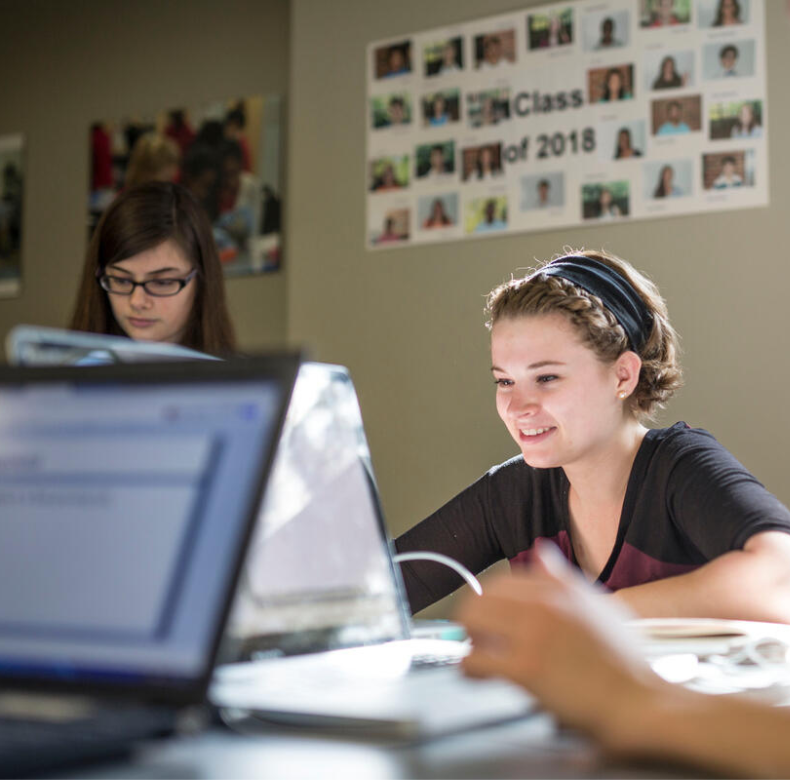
[0,358,296,702]
[228,362,411,656]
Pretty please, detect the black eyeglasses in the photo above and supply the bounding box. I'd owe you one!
[97,268,198,297]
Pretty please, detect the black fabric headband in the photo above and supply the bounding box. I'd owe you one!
[540,256,653,352]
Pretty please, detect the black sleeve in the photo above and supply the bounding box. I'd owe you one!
[666,430,790,558]
[394,458,531,614]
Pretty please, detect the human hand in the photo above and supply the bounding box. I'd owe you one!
[456,542,662,747]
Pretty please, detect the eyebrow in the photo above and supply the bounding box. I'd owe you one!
[107,264,183,277]
[491,360,567,372]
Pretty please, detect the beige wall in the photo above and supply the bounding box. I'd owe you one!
[2,0,789,617]
[0,0,289,354]
[288,0,790,613]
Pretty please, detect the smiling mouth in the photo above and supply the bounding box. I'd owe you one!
[518,426,555,440]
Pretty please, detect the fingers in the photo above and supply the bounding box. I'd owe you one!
[456,558,574,648]
[456,577,543,636]
[530,539,575,582]
[457,584,563,685]
[461,643,521,682]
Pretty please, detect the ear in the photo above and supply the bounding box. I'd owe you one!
[613,351,642,398]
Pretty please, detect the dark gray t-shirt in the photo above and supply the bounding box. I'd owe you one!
[395,423,790,613]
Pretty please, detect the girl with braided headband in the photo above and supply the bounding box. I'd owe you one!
[396,250,790,621]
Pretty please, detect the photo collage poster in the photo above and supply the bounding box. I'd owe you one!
[366,0,767,248]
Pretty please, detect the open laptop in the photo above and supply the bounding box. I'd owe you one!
[0,355,298,775]
[6,324,218,366]
[211,362,535,739]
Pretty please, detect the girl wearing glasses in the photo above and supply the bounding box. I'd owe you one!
[70,181,236,356]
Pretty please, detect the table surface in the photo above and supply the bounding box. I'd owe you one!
[60,712,699,780]
[58,619,790,778]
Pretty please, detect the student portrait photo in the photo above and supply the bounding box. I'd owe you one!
[369,155,409,192]
[461,143,504,182]
[587,64,634,103]
[372,208,410,244]
[598,119,646,162]
[527,8,573,50]
[423,37,464,77]
[611,124,646,160]
[643,159,693,199]
[466,88,510,129]
[646,50,694,91]
[373,41,412,79]
[702,150,754,190]
[474,29,516,69]
[370,93,412,130]
[581,10,629,52]
[520,172,564,211]
[465,196,508,234]
[420,89,460,127]
[697,0,749,27]
[702,40,756,80]
[709,100,763,140]
[640,0,691,28]
[582,181,629,220]
[652,96,702,136]
[415,141,455,181]
[417,193,458,230]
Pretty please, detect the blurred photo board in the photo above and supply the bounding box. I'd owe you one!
[366,0,767,248]
[0,134,24,297]
[89,95,283,276]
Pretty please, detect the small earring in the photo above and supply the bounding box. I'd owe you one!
[618,391,628,400]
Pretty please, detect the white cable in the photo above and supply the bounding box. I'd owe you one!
[393,551,483,596]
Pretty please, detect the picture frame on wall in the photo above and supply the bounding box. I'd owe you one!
[89,94,283,277]
[0,134,24,299]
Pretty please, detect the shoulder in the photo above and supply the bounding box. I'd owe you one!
[643,422,751,481]
[645,422,722,458]
[483,454,531,487]
[480,454,551,489]
[639,423,790,553]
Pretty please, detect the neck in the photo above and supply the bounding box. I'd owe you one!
[562,417,648,507]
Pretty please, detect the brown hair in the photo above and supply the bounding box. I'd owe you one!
[69,181,236,356]
[485,249,682,418]
[124,133,180,189]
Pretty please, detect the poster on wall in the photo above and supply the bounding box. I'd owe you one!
[0,134,24,298]
[366,0,767,248]
[89,95,283,275]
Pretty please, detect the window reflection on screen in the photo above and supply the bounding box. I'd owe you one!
[228,364,406,656]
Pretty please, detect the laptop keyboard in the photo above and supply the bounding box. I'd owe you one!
[215,638,469,695]
[0,707,176,777]
[409,650,464,670]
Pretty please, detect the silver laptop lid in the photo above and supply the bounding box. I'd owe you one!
[6,325,218,366]
[227,362,411,657]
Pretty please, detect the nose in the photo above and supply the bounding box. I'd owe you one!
[506,387,540,420]
[129,285,152,310]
